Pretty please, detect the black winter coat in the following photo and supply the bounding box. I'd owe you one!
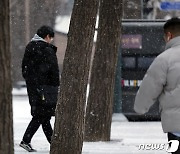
[22,40,60,116]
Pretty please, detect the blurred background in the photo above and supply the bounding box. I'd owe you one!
[10,0,180,86]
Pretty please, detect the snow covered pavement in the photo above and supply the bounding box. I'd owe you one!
[13,95,168,154]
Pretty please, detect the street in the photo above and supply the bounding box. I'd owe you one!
[13,95,168,154]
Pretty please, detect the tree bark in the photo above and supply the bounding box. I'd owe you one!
[50,0,99,153]
[84,0,122,141]
[0,0,14,153]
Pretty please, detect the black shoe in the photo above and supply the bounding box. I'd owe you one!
[19,141,37,152]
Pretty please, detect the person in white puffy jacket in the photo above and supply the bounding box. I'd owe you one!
[134,17,180,154]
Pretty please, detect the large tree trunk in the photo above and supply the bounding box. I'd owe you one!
[50,0,99,153]
[84,0,122,141]
[0,0,14,153]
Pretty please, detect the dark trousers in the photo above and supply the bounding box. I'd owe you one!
[168,133,180,154]
[22,115,53,144]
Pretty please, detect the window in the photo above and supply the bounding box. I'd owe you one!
[122,57,136,69]
[121,34,142,49]
[138,57,155,69]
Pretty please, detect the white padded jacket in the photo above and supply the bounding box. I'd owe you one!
[134,36,180,133]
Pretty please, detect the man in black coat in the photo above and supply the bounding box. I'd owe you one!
[19,26,60,152]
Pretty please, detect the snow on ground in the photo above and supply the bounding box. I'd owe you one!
[13,92,168,154]
[12,88,27,96]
